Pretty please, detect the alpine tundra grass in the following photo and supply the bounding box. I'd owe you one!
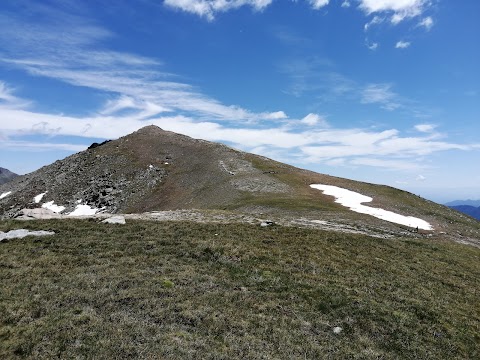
[1,219,479,359]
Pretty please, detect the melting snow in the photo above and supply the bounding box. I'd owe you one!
[34,192,47,203]
[68,204,98,216]
[0,191,12,199]
[310,184,433,230]
[41,201,66,213]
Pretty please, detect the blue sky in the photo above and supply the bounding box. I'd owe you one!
[0,0,478,203]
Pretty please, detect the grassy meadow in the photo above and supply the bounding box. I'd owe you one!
[1,219,479,359]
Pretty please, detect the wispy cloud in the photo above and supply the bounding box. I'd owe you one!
[359,0,428,24]
[0,7,284,123]
[395,40,411,49]
[0,81,31,109]
[307,0,329,10]
[366,41,379,50]
[280,59,427,115]
[414,124,436,133]
[163,0,434,28]
[361,83,401,110]
[364,15,384,31]
[163,0,273,21]
[360,1,435,50]
[0,139,87,152]
[1,1,476,175]
[2,91,477,173]
[418,16,434,30]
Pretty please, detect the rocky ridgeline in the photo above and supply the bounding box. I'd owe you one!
[0,138,168,218]
[0,167,18,185]
[0,126,290,219]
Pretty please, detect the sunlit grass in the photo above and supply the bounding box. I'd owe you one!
[1,219,479,359]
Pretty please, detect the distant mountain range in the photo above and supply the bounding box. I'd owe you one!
[444,200,480,221]
[448,205,480,221]
[445,199,480,207]
[0,167,18,185]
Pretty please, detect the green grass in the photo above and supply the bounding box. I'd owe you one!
[1,219,479,359]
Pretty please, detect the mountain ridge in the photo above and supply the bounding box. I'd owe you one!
[1,125,479,246]
[445,199,480,207]
[0,167,18,185]
[449,205,480,221]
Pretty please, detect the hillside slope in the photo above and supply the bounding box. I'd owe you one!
[1,219,479,359]
[0,167,18,185]
[1,126,479,245]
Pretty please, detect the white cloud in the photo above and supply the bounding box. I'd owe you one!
[414,124,436,133]
[0,1,476,175]
[1,97,478,172]
[366,42,379,50]
[0,81,30,109]
[163,0,274,21]
[364,15,384,31]
[0,12,285,124]
[359,0,427,24]
[308,0,329,9]
[300,113,328,126]
[0,139,88,152]
[416,174,426,181]
[361,83,401,110]
[341,1,351,8]
[395,40,411,49]
[350,158,422,170]
[418,16,434,30]
[262,111,288,119]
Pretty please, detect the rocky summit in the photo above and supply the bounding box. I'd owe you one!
[1,125,479,246]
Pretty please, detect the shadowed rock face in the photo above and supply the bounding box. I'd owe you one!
[0,167,18,185]
[1,125,479,246]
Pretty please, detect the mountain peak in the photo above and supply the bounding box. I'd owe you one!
[1,128,480,246]
[135,125,164,134]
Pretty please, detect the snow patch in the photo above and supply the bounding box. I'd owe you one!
[310,184,433,230]
[149,164,154,169]
[68,204,98,216]
[34,192,47,203]
[41,201,66,213]
[0,191,12,200]
[1,229,55,241]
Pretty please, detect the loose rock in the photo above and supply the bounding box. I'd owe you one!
[102,215,126,224]
[333,326,343,334]
[0,229,55,241]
